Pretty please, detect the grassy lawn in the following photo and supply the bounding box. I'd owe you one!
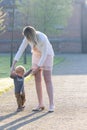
[0,53,64,95]
[0,53,64,78]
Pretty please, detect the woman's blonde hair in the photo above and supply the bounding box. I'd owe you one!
[23,26,37,46]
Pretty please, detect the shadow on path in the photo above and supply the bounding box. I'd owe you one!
[0,112,17,122]
[0,111,50,130]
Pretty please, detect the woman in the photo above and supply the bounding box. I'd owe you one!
[11,26,55,112]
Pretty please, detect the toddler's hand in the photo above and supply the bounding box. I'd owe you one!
[32,67,40,75]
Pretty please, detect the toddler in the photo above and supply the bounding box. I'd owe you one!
[10,65,32,112]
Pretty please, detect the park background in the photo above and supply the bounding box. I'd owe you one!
[1,1,87,130]
[0,0,87,77]
[0,0,87,55]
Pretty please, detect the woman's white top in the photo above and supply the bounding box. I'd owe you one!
[14,31,54,67]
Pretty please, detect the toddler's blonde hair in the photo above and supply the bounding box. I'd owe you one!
[15,65,26,74]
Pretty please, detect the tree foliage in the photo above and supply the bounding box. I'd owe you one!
[15,0,73,36]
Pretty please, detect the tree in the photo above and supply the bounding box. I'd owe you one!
[15,0,73,36]
[0,0,6,33]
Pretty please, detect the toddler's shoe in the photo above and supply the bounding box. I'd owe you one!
[16,107,24,112]
[17,108,22,112]
[22,105,25,109]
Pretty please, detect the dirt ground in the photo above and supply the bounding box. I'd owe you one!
[0,54,87,130]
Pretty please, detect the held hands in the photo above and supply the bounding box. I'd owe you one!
[32,66,40,75]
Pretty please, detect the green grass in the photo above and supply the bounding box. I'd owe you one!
[0,54,64,78]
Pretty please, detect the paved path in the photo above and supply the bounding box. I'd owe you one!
[0,54,87,130]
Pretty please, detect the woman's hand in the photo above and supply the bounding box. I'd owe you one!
[32,66,40,75]
[10,71,16,78]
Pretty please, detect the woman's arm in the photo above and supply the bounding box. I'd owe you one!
[14,37,28,61]
[11,60,17,72]
[11,37,28,72]
[38,38,48,67]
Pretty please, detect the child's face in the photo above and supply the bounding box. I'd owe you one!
[15,70,24,77]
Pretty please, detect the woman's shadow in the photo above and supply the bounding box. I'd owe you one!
[0,111,50,130]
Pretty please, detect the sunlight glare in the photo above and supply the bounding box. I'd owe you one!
[86,0,87,5]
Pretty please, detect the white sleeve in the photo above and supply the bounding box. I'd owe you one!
[14,37,28,61]
[38,41,48,67]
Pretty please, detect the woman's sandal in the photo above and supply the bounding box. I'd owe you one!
[32,106,45,111]
[48,105,55,112]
